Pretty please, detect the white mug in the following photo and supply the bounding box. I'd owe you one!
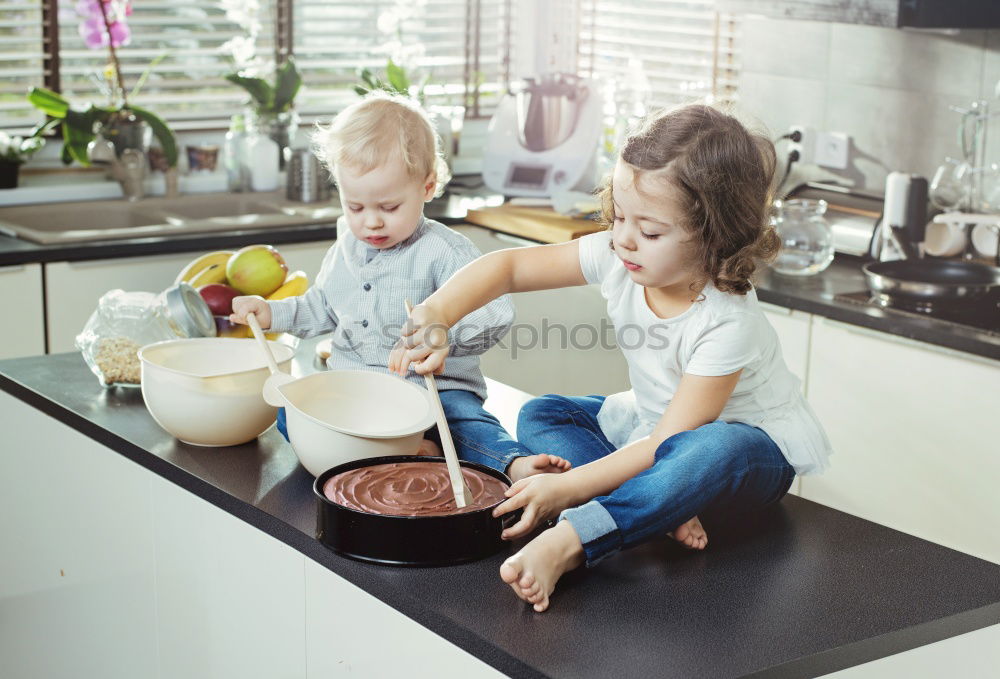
[923,219,966,257]
[971,223,1000,258]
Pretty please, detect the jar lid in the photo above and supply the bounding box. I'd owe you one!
[163,282,216,338]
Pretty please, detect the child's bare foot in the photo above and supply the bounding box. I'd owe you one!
[507,454,572,483]
[499,520,584,612]
[416,438,441,457]
[668,515,708,550]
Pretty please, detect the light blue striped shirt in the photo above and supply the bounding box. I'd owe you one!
[267,216,514,400]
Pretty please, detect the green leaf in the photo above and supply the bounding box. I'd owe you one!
[61,121,93,166]
[224,73,274,109]
[272,58,302,113]
[353,85,370,97]
[27,87,69,119]
[30,118,62,138]
[130,105,178,167]
[60,140,74,166]
[359,68,378,89]
[385,59,410,95]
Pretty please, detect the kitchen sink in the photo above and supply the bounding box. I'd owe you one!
[0,190,342,244]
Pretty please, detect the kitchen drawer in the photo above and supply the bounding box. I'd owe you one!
[801,316,1000,563]
[44,241,330,354]
[760,301,811,390]
[0,263,45,359]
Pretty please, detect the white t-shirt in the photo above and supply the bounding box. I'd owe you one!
[578,230,832,475]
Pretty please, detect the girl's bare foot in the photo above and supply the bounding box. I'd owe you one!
[668,515,708,550]
[416,438,441,457]
[499,520,584,612]
[507,454,572,483]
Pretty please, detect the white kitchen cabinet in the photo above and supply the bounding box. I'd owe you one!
[44,241,331,354]
[759,301,811,389]
[800,317,1000,563]
[454,225,630,397]
[151,476,307,679]
[0,263,45,359]
[0,391,158,679]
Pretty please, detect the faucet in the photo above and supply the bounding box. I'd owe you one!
[87,138,146,202]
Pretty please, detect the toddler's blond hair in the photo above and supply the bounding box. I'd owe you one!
[312,91,450,197]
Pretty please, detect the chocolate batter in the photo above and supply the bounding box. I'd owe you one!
[324,461,509,516]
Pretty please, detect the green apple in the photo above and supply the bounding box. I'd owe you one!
[226,245,288,297]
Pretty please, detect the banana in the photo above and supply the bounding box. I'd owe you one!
[187,263,228,288]
[175,251,234,285]
[266,270,309,300]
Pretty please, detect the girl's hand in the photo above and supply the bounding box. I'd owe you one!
[230,296,270,328]
[492,473,575,540]
[390,303,450,376]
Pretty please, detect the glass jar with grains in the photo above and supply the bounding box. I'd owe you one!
[76,283,216,387]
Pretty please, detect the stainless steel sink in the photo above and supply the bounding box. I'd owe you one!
[0,190,342,244]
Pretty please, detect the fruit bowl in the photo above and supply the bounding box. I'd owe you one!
[138,337,295,446]
[213,316,300,349]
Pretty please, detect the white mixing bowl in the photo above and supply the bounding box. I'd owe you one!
[278,370,435,477]
[139,338,295,446]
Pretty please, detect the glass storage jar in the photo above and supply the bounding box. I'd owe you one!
[76,282,216,387]
[771,198,834,276]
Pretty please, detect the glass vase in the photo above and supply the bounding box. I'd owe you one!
[250,109,299,170]
[771,199,834,276]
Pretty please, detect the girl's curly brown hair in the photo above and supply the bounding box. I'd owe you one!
[597,104,779,295]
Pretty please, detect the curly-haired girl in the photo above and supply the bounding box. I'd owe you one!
[392,103,832,612]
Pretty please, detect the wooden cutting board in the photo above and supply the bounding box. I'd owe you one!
[463,205,605,244]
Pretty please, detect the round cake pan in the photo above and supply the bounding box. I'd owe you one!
[314,455,518,567]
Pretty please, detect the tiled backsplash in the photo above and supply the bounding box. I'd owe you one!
[737,17,1000,194]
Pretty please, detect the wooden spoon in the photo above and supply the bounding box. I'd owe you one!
[405,301,472,509]
[247,312,294,407]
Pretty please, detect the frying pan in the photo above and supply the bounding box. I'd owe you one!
[863,259,1000,305]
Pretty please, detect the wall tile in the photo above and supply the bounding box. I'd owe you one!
[736,72,827,140]
[829,23,985,99]
[741,17,830,79]
[825,82,960,190]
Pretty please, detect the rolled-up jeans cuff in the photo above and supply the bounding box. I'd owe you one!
[559,500,621,567]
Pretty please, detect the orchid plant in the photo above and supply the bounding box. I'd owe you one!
[26,0,177,167]
[355,0,430,103]
[219,0,301,117]
[0,132,45,165]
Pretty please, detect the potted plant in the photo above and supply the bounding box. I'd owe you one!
[225,57,303,162]
[0,132,45,189]
[26,0,177,169]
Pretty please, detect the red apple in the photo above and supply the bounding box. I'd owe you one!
[198,283,241,317]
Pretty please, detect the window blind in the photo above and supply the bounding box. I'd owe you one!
[578,1,740,110]
[291,0,508,120]
[0,2,45,131]
[55,0,277,128]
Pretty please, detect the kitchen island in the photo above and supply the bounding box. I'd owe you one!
[1,340,998,679]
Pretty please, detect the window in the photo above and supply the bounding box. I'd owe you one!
[57,0,277,129]
[5,1,737,133]
[579,0,740,110]
[0,2,46,131]
[292,0,508,120]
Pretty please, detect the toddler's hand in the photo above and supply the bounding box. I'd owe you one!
[390,303,450,376]
[230,296,271,329]
[492,473,573,540]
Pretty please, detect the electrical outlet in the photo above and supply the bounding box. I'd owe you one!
[815,131,850,170]
[788,125,816,165]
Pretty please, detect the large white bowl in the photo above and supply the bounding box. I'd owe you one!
[139,338,295,446]
[278,370,435,477]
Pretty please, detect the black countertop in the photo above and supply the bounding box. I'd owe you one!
[2,342,998,679]
[1,189,996,360]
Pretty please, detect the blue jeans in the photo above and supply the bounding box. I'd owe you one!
[516,394,796,566]
[276,389,530,475]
